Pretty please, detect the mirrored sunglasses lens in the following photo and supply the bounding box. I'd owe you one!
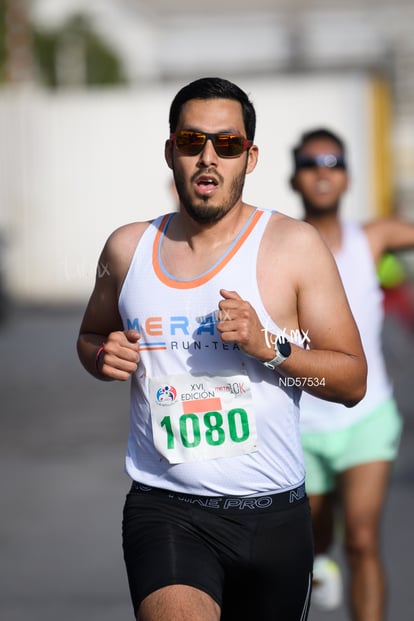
[175,131,206,155]
[214,135,244,157]
[332,156,346,169]
[321,154,342,168]
[295,157,317,169]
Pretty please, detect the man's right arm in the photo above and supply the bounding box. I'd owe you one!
[77,223,146,381]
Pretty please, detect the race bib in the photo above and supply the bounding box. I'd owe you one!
[149,371,258,464]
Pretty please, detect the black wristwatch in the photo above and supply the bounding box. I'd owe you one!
[263,338,291,370]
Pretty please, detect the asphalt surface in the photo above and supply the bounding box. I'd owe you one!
[1,305,413,621]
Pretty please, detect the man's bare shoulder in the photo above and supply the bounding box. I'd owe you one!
[107,220,151,247]
[265,211,326,249]
[101,219,155,277]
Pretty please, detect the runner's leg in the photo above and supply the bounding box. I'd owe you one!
[138,585,220,621]
[339,460,391,621]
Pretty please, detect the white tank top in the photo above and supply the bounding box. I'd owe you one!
[300,221,393,433]
[119,208,305,496]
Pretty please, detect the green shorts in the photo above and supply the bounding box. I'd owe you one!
[301,398,403,495]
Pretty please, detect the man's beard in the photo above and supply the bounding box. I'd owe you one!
[183,202,228,224]
[174,169,247,225]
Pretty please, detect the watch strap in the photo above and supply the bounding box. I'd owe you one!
[263,350,288,370]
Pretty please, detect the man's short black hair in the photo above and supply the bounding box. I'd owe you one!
[292,127,346,164]
[169,77,256,141]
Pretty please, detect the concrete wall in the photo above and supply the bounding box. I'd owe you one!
[0,72,380,303]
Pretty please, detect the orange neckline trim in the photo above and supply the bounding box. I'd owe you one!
[152,210,263,289]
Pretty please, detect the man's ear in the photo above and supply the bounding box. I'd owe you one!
[246,144,259,175]
[290,174,298,192]
[165,139,173,170]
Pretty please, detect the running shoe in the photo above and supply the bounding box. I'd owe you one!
[312,555,343,610]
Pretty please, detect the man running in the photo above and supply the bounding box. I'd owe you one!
[77,80,367,621]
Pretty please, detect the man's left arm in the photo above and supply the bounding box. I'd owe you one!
[273,230,367,406]
[364,218,414,263]
[217,226,367,406]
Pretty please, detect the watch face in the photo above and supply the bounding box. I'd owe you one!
[277,339,291,357]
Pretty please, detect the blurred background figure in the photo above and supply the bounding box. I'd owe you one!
[289,127,414,621]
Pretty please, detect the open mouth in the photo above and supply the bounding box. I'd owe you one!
[195,174,219,196]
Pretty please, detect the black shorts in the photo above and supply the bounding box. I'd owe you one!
[122,482,313,620]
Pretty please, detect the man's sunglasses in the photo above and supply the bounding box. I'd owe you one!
[295,153,347,170]
[171,130,253,158]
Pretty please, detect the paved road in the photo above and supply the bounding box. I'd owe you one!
[1,306,413,621]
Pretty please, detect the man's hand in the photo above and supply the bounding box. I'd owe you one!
[97,329,140,381]
[217,289,270,360]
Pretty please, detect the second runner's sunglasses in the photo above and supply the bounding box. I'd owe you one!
[294,153,347,170]
[171,130,253,158]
